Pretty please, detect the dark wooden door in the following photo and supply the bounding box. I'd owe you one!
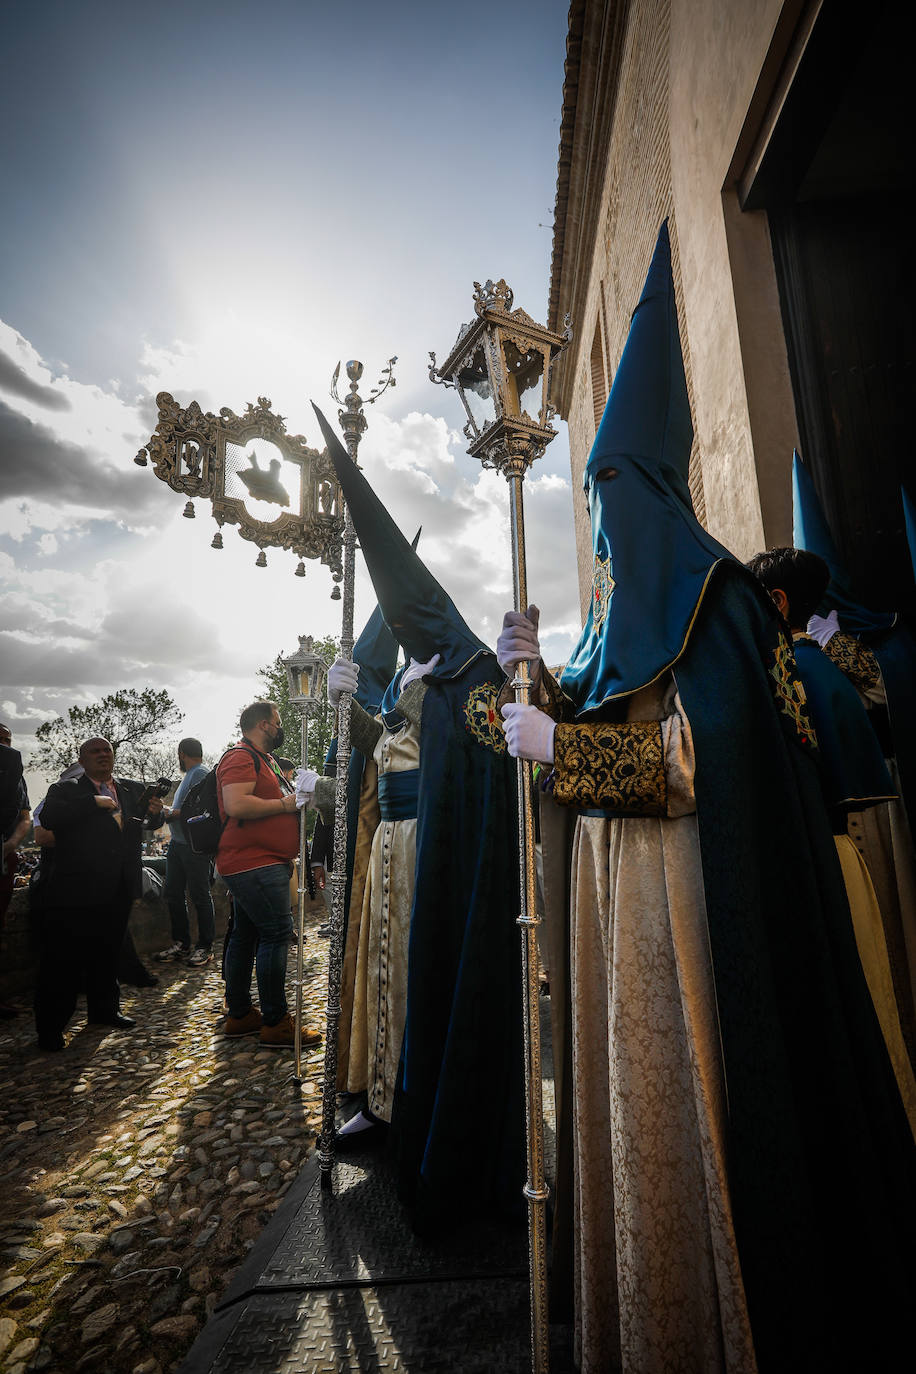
[751,2,915,618]
[770,194,915,615]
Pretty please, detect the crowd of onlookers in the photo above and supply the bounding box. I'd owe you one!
[0,714,324,1053]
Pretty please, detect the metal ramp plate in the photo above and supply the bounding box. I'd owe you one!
[178,1144,574,1374]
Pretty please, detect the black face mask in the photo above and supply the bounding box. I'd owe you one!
[268,725,284,750]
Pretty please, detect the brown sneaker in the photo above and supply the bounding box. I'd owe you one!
[259,1012,322,1049]
[223,1007,263,1037]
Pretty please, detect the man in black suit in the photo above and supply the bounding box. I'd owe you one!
[1,730,30,1017]
[34,737,165,1051]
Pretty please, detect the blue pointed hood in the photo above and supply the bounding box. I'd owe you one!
[351,528,420,714]
[902,485,916,584]
[312,404,492,680]
[353,607,400,716]
[792,451,895,634]
[560,220,735,714]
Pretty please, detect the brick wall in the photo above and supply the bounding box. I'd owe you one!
[565,0,707,614]
[558,0,798,615]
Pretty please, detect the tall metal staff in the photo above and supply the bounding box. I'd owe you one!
[280,636,327,1081]
[430,283,568,1374]
[316,357,397,1191]
[134,391,346,1098]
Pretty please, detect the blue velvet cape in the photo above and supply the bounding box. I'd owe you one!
[673,565,915,1371]
[793,638,895,820]
[312,403,525,1231]
[794,450,916,835]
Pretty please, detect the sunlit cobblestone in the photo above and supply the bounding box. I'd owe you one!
[0,910,329,1374]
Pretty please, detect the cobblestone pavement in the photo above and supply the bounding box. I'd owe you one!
[0,909,330,1374]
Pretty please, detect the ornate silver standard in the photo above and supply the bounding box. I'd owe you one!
[317,357,397,1192]
[135,394,343,1093]
[280,636,328,1081]
[430,285,568,1374]
[134,392,343,579]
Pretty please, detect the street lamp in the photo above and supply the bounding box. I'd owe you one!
[430,283,568,1374]
[281,634,328,1083]
[316,356,396,1191]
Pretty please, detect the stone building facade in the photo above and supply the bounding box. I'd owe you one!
[549,0,912,620]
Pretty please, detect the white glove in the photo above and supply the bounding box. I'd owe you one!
[500,703,556,764]
[328,658,359,706]
[294,767,320,808]
[807,609,840,648]
[400,652,441,689]
[497,606,542,677]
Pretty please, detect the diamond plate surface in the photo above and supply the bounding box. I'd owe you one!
[197,1282,575,1374]
[257,1147,526,1288]
[179,996,572,1372]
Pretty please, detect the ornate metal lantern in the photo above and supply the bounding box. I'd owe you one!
[135,392,344,586]
[282,634,327,710]
[431,285,569,1374]
[429,279,568,476]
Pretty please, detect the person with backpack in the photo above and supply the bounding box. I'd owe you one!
[154,737,216,967]
[215,700,322,1049]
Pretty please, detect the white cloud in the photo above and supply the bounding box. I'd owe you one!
[1,319,582,811]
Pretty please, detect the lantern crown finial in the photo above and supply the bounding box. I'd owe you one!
[473,278,514,316]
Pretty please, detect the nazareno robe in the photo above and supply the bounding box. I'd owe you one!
[389,651,526,1234]
[544,562,916,1373]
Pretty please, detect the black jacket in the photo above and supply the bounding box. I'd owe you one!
[40,774,163,909]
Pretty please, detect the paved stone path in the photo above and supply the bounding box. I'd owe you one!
[0,910,330,1374]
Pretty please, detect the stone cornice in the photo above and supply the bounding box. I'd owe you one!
[548,0,629,416]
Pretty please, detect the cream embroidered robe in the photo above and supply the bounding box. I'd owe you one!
[313,684,426,1123]
[550,673,757,1374]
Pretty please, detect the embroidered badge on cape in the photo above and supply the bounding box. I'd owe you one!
[464,684,507,754]
[769,632,817,749]
[591,554,615,632]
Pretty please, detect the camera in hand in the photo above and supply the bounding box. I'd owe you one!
[132,777,174,820]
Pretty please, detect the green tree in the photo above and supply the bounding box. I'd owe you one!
[31,689,184,780]
[252,634,339,773]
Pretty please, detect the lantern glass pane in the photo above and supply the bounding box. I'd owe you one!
[298,665,313,699]
[457,346,496,431]
[224,436,295,524]
[502,339,545,422]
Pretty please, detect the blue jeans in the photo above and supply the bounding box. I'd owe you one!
[222,863,292,1027]
[164,841,215,948]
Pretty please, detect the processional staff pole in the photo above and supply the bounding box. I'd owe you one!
[505,451,551,1374]
[295,701,313,1078]
[280,636,326,1082]
[429,280,568,1374]
[317,357,397,1192]
[317,479,355,1190]
[134,392,346,1110]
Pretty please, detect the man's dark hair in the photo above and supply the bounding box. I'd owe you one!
[276,757,296,773]
[239,700,277,735]
[746,547,830,628]
[178,737,203,758]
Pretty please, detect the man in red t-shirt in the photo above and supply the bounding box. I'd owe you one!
[216,700,321,1048]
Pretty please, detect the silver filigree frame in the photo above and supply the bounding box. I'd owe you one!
[137,391,343,576]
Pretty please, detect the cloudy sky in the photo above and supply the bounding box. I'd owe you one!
[0,0,580,802]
